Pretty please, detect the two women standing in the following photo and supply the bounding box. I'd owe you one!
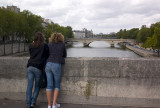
[26,32,67,108]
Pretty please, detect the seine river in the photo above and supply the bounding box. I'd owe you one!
[67,41,140,57]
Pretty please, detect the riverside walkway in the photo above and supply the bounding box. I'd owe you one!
[126,44,156,57]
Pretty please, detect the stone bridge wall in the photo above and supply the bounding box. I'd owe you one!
[0,57,160,107]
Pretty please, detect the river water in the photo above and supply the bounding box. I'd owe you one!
[67,41,140,57]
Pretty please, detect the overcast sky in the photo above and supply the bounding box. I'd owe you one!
[1,0,160,34]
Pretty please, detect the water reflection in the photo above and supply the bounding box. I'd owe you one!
[89,41,110,48]
[72,42,83,47]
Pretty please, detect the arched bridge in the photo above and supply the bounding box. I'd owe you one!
[66,38,136,47]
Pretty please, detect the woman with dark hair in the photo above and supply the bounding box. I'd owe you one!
[26,32,49,108]
[45,33,67,108]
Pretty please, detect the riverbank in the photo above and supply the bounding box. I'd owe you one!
[126,45,154,57]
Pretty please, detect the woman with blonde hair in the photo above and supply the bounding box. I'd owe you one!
[45,33,67,108]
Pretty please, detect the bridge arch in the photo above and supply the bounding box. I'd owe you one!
[79,40,115,47]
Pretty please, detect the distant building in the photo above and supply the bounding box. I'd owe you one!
[109,32,116,35]
[82,28,93,38]
[42,19,53,27]
[73,30,85,39]
[7,6,20,13]
[45,19,53,24]
[151,24,155,27]
[141,25,146,28]
[73,28,93,39]
[94,32,116,39]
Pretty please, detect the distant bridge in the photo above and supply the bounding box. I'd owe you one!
[66,38,136,47]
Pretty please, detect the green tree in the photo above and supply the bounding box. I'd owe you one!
[144,36,156,49]
[43,23,73,42]
[15,12,28,52]
[0,8,17,54]
[43,27,53,42]
[21,10,43,42]
[144,27,160,56]
[116,29,123,39]
[122,29,129,39]
[0,8,7,55]
[64,26,73,38]
[128,28,139,39]
[137,27,151,43]
[154,27,160,56]
[150,22,160,36]
[0,7,73,46]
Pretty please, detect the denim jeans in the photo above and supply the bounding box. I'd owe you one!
[45,62,61,91]
[26,66,42,107]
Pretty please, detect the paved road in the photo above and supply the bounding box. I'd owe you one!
[0,99,156,108]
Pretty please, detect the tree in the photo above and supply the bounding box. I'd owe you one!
[64,26,73,38]
[15,12,28,52]
[154,27,160,56]
[0,8,17,54]
[144,36,156,49]
[137,27,151,43]
[21,10,43,42]
[116,29,123,39]
[128,28,139,39]
[43,23,73,42]
[0,8,7,55]
[0,7,73,48]
[144,27,160,56]
[122,29,129,39]
[43,27,53,42]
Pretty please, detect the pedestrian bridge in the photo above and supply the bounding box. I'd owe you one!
[66,38,136,47]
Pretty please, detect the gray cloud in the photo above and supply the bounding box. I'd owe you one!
[1,0,160,34]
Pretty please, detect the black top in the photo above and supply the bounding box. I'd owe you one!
[47,42,67,64]
[27,43,49,70]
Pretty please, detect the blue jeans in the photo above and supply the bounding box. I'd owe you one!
[45,62,61,91]
[26,66,42,107]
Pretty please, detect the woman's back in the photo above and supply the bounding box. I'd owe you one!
[27,32,49,70]
[47,42,66,64]
[27,43,49,70]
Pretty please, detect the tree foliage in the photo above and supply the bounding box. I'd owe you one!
[143,23,160,48]
[43,23,73,42]
[115,21,160,56]
[0,7,73,43]
[116,28,139,39]
[137,27,151,43]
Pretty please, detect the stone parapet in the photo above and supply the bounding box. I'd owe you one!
[0,57,160,107]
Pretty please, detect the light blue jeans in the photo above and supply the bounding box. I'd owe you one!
[45,62,61,91]
[26,66,42,107]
